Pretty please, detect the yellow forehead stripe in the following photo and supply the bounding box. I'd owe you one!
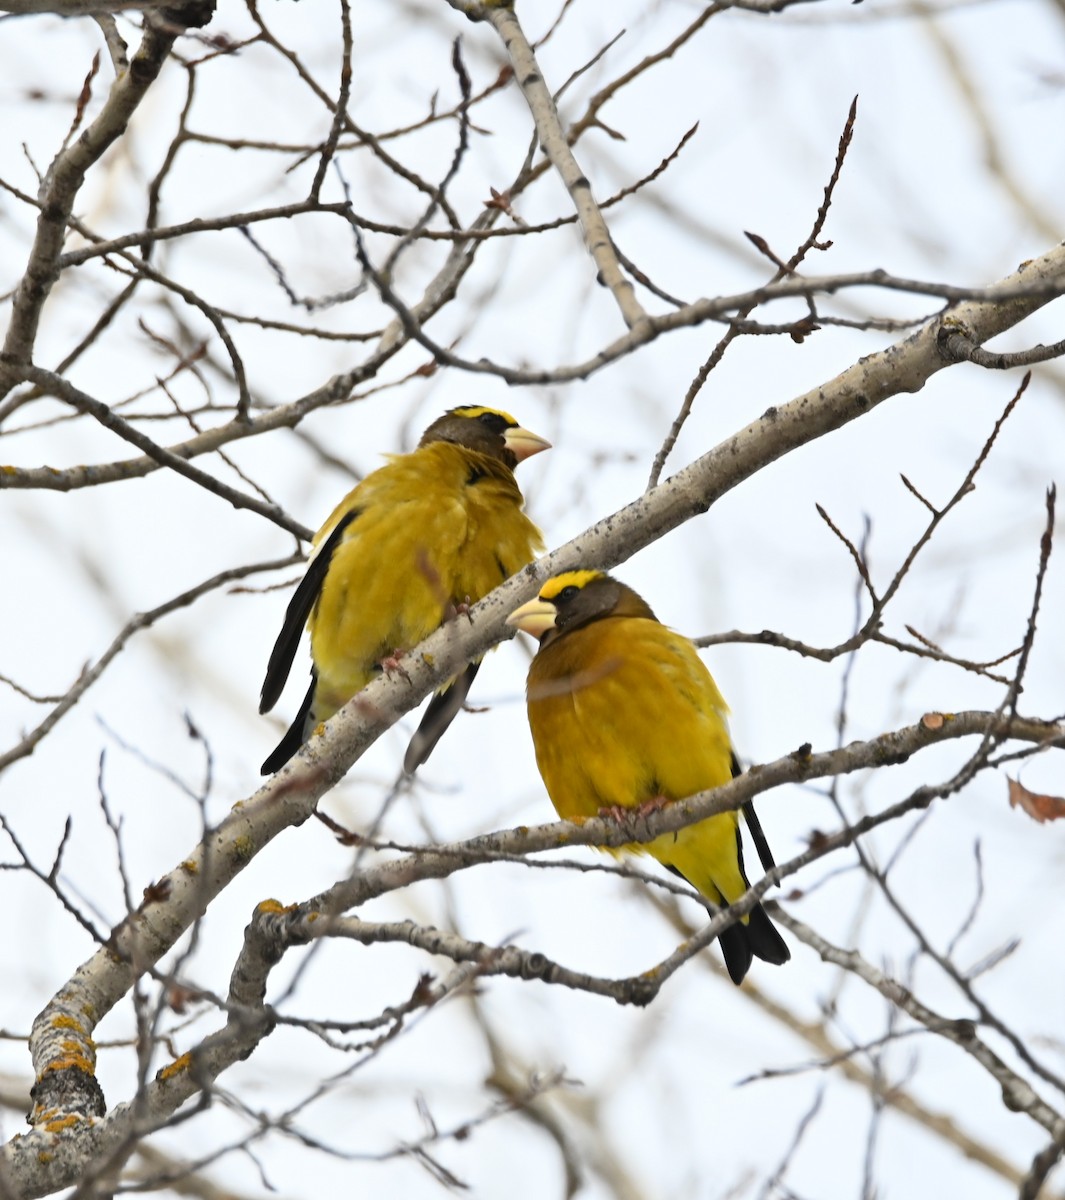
[539,570,605,601]
[449,405,519,427]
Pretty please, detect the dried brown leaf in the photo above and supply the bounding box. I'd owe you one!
[1007,776,1065,823]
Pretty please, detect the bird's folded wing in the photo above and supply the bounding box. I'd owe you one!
[403,660,481,774]
[259,509,359,714]
[731,750,778,875]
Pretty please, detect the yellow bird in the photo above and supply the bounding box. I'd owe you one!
[260,406,549,775]
[506,569,789,984]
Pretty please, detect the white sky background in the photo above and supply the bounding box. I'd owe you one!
[1,0,1065,1197]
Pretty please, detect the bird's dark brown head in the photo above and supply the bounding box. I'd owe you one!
[420,406,550,470]
[506,570,658,647]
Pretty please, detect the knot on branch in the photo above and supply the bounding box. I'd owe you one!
[938,319,1065,370]
[29,1064,106,1124]
[519,951,552,981]
[936,318,977,364]
[624,976,659,1008]
[158,0,216,30]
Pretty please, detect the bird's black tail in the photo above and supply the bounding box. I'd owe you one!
[717,754,790,983]
[719,901,790,985]
[261,674,316,775]
[719,921,754,987]
[668,856,791,985]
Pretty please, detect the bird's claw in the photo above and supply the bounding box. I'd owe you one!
[596,795,670,826]
[378,650,412,683]
[596,804,632,824]
[594,796,671,835]
[447,597,474,625]
[637,794,671,816]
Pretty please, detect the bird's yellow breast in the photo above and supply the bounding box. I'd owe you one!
[527,614,745,904]
[309,441,542,717]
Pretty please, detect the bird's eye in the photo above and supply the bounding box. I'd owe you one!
[478,411,507,432]
[555,585,579,603]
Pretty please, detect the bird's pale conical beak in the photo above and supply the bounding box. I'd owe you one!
[505,598,558,638]
[503,426,552,462]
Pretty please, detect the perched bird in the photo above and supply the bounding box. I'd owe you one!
[506,569,789,985]
[260,406,549,775]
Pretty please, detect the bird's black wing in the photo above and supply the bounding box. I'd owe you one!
[730,750,778,875]
[402,661,481,774]
[259,509,358,715]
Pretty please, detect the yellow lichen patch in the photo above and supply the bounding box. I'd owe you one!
[37,1152,54,1164]
[421,653,435,667]
[51,1015,85,1034]
[39,1054,95,1078]
[306,912,320,922]
[156,1052,192,1081]
[256,898,296,915]
[44,1114,84,1134]
[60,1040,91,1057]
[231,835,254,863]
[180,859,199,874]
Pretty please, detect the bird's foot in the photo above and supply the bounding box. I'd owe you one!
[596,795,670,830]
[636,794,672,816]
[596,803,633,824]
[378,649,412,683]
[447,596,475,624]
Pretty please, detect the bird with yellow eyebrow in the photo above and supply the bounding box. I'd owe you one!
[506,569,789,985]
[260,406,549,775]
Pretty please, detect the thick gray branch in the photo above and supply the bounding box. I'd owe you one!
[4,249,1064,493]
[7,708,1061,1196]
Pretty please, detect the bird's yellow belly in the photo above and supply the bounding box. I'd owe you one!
[528,623,745,907]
